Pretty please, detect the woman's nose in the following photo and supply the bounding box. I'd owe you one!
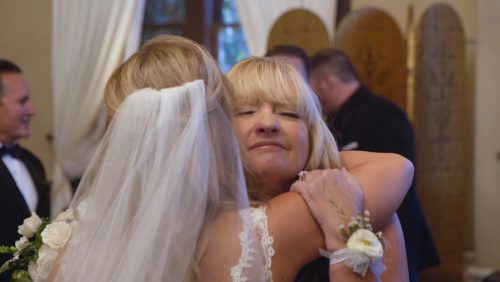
[255,110,279,135]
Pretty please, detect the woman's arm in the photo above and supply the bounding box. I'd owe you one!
[266,192,408,281]
[266,192,324,281]
[340,151,413,229]
[266,152,413,281]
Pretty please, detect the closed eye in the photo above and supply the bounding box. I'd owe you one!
[279,112,300,119]
[236,110,256,116]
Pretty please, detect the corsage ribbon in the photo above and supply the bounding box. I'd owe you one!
[320,246,386,277]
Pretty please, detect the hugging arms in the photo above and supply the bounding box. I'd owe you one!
[47,37,411,282]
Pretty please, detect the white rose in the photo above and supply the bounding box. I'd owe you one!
[36,245,59,281]
[346,229,383,259]
[76,199,89,220]
[28,260,39,281]
[41,222,72,249]
[15,236,29,251]
[18,212,42,238]
[55,208,75,222]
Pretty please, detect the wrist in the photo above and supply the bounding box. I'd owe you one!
[324,231,346,252]
[321,216,348,252]
[319,210,386,277]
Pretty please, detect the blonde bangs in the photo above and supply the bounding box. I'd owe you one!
[228,57,314,119]
[227,56,341,196]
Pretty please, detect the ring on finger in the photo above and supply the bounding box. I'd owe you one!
[298,170,309,181]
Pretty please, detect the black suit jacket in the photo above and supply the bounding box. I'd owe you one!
[0,146,50,281]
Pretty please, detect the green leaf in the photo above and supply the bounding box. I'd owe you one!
[11,269,32,282]
[0,259,11,274]
[0,245,16,254]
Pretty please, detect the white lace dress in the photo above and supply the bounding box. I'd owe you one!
[230,206,275,282]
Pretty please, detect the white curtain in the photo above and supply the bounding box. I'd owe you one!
[51,0,146,218]
[236,0,337,56]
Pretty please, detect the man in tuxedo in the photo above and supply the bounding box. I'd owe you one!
[0,59,50,281]
[308,49,439,281]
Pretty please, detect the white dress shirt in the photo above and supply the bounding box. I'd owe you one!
[1,145,38,212]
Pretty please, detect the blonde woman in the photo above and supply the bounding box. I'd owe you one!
[227,56,411,281]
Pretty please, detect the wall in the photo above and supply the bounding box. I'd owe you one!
[474,0,500,268]
[0,0,53,176]
[352,0,500,275]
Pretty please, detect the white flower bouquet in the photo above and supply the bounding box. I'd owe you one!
[0,208,79,282]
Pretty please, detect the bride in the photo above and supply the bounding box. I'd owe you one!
[46,35,411,281]
[50,35,264,281]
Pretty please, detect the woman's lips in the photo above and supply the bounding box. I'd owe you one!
[248,141,285,150]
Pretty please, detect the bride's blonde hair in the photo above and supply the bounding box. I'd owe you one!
[104,35,234,124]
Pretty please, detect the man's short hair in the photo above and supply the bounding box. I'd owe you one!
[266,44,310,76]
[310,49,358,83]
[0,59,23,98]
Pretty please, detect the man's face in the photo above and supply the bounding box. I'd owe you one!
[309,69,329,105]
[0,72,36,145]
[277,55,307,80]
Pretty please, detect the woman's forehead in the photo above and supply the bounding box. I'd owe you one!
[234,90,298,107]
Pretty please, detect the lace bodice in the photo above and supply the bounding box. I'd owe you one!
[230,206,275,282]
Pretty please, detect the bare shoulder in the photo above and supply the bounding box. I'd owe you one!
[199,210,243,282]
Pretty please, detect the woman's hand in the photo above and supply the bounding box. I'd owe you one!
[290,168,364,251]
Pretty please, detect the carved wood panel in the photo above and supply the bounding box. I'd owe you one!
[335,7,407,112]
[267,9,329,56]
[414,4,468,281]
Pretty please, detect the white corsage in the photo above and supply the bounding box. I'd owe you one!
[320,210,386,277]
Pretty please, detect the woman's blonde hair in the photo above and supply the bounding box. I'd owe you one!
[104,35,233,123]
[227,57,341,200]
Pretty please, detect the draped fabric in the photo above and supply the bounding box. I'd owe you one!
[51,0,146,217]
[235,0,336,56]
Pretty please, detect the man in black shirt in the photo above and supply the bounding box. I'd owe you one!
[308,49,439,282]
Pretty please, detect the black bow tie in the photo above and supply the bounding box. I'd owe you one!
[0,145,21,158]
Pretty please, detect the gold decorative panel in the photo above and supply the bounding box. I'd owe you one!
[414,4,468,281]
[335,7,406,112]
[267,9,329,56]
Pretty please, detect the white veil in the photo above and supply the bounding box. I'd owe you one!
[52,80,263,281]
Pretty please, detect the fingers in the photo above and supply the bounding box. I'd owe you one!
[292,168,361,201]
[290,181,310,201]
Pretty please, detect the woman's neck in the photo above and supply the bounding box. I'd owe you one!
[254,178,295,202]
